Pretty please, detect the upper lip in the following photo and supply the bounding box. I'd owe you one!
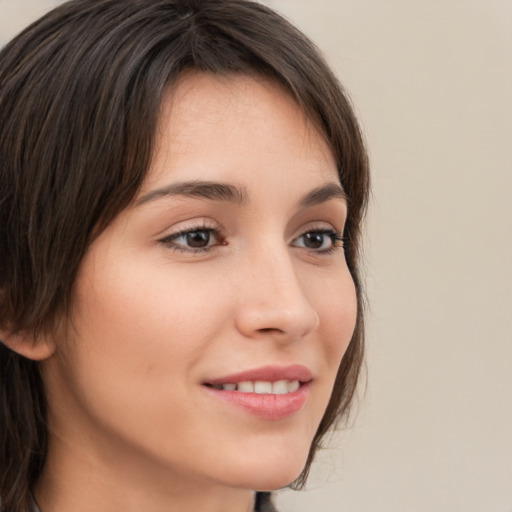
[204,364,313,385]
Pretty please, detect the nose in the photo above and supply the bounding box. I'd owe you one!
[234,245,320,343]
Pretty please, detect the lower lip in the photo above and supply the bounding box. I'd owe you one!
[203,383,310,420]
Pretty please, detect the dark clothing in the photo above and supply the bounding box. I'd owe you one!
[255,492,277,512]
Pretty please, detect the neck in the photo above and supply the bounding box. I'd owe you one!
[34,435,255,512]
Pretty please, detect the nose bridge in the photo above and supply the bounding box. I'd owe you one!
[235,239,320,341]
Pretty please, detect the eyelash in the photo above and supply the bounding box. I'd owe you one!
[159,226,224,254]
[293,230,345,254]
[158,225,345,255]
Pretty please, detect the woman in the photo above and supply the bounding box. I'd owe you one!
[0,1,369,511]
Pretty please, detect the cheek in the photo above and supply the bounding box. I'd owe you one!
[316,268,358,361]
[302,267,357,418]
[57,251,233,447]
[68,249,231,379]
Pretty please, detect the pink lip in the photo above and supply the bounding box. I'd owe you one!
[202,365,312,420]
[204,364,313,385]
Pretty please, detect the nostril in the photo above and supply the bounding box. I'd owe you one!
[235,295,318,342]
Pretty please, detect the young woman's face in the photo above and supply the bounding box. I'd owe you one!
[42,73,357,494]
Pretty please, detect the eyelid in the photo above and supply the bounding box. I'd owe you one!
[290,220,343,239]
[156,218,218,238]
[292,228,344,251]
[289,218,346,253]
[155,218,345,255]
[156,219,225,253]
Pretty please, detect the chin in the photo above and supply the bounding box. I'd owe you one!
[217,444,310,491]
[252,467,305,492]
[227,468,305,492]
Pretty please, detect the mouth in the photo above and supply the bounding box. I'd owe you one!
[201,365,312,420]
[203,379,302,394]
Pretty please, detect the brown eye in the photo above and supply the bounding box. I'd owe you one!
[303,232,325,249]
[186,230,211,248]
[159,227,222,253]
[292,230,343,253]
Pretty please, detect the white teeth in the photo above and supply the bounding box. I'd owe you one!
[287,380,300,393]
[254,381,272,394]
[237,381,255,393]
[214,380,302,394]
[272,380,288,394]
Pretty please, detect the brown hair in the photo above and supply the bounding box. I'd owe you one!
[0,0,369,510]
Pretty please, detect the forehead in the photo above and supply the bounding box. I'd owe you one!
[141,72,338,194]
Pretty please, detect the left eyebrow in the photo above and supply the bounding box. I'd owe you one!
[299,182,348,208]
[135,180,249,207]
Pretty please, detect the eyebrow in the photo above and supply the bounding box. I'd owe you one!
[135,180,249,207]
[135,180,347,208]
[299,182,348,208]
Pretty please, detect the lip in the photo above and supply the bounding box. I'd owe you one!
[202,365,312,420]
[204,364,313,386]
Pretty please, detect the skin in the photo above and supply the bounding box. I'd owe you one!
[30,73,357,512]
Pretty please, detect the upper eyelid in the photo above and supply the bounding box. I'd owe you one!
[158,226,222,254]
[158,225,342,251]
[292,220,343,238]
[157,219,343,238]
[156,219,219,238]
[158,226,220,245]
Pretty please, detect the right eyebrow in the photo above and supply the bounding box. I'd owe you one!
[299,182,348,208]
[135,180,249,207]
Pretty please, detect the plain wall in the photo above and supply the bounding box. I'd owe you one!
[1,1,511,511]
[269,2,512,511]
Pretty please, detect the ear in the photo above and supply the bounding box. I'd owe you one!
[0,329,56,361]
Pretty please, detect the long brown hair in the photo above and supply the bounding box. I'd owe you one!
[0,1,369,510]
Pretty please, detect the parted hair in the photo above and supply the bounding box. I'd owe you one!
[0,0,370,510]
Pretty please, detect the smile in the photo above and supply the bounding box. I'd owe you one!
[202,365,312,420]
[205,380,300,394]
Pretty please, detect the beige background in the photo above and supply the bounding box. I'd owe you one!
[1,1,511,511]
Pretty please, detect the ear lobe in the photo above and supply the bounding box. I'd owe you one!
[0,330,56,361]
